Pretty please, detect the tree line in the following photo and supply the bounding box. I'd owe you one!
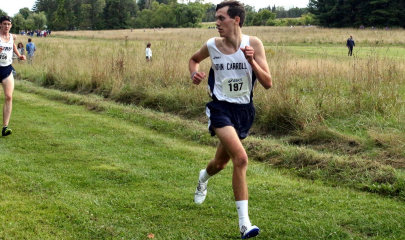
[2,0,404,32]
[1,0,312,32]
[308,0,405,28]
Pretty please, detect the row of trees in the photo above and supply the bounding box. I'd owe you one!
[203,5,309,22]
[2,0,310,31]
[3,0,405,31]
[308,0,405,28]
[24,0,218,30]
[259,6,308,19]
[30,0,207,30]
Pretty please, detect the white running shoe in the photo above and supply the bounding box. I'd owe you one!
[240,225,260,239]
[194,170,208,204]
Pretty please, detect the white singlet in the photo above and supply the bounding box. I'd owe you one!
[0,33,14,67]
[207,35,256,104]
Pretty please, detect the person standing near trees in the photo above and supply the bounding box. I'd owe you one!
[188,1,272,238]
[346,35,355,56]
[0,16,26,136]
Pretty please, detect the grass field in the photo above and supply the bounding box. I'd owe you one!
[9,26,405,196]
[1,81,405,239]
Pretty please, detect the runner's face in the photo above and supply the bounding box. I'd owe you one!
[1,21,12,33]
[215,7,237,37]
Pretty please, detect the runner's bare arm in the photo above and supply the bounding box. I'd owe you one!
[189,42,210,85]
[241,37,272,89]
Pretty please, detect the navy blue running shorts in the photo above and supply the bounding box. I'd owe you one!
[0,65,14,82]
[206,100,255,140]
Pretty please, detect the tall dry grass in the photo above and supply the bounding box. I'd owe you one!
[257,46,405,132]
[14,27,405,134]
[54,26,405,45]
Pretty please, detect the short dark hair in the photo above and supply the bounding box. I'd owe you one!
[28,38,32,42]
[147,42,151,48]
[0,16,12,23]
[216,0,245,27]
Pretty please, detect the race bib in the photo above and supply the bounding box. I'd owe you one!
[0,52,8,64]
[222,76,250,98]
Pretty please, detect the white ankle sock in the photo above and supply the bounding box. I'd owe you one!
[236,200,251,229]
[199,169,211,183]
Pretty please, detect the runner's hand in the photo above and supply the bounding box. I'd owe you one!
[192,71,206,85]
[241,46,254,63]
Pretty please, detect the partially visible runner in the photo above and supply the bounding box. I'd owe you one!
[188,1,272,238]
[0,16,26,136]
[26,38,36,64]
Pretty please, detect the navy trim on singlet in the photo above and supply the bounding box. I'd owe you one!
[208,68,215,96]
[208,68,257,103]
[251,71,257,100]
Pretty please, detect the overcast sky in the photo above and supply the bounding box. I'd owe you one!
[3,0,309,17]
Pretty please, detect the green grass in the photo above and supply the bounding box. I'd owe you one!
[15,81,405,198]
[1,82,405,239]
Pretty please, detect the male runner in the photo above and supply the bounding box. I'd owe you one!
[189,1,272,238]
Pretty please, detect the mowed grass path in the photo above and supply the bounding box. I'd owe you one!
[1,85,405,239]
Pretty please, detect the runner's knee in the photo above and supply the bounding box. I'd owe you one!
[4,94,12,102]
[233,154,248,169]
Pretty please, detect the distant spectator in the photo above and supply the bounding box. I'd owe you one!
[145,42,152,62]
[346,35,355,56]
[26,38,36,64]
